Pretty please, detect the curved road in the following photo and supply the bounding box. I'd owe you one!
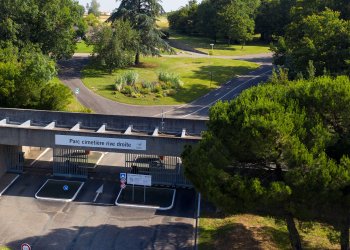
[58,53,272,119]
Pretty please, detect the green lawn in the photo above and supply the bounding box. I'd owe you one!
[156,16,270,56]
[199,213,339,250]
[75,41,93,53]
[170,32,271,56]
[81,57,259,105]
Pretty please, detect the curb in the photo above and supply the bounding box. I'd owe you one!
[35,179,85,202]
[115,187,176,211]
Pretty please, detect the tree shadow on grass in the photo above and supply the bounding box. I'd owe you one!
[199,222,263,250]
[188,65,257,86]
[173,83,211,103]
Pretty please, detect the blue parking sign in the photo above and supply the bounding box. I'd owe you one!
[120,173,126,180]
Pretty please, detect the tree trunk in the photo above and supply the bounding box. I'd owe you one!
[286,213,302,250]
[340,215,350,250]
[135,52,140,65]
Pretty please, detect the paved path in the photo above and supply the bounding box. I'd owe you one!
[58,53,272,119]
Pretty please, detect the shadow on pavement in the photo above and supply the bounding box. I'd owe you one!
[6,223,194,250]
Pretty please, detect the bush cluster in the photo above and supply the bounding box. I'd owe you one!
[115,71,183,98]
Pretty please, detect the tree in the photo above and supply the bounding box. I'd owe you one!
[0,43,72,110]
[272,9,350,78]
[218,0,260,45]
[0,0,86,59]
[183,75,350,249]
[255,0,296,41]
[168,0,199,34]
[39,82,72,110]
[108,0,170,65]
[87,0,101,17]
[195,0,220,41]
[88,21,139,73]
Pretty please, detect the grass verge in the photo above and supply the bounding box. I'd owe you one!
[75,41,93,54]
[81,57,258,105]
[199,213,339,250]
[156,15,270,56]
[170,32,271,56]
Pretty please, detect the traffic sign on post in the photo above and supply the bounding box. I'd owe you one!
[21,243,31,250]
[120,173,126,180]
[120,178,126,184]
[120,183,126,189]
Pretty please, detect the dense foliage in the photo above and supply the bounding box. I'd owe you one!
[183,75,350,249]
[114,71,183,98]
[0,0,85,59]
[0,44,71,110]
[272,9,350,77]
[88,20,138,73]
[108,0,170,64]
[168,0,260,44]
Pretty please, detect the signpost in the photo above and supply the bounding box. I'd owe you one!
[21,243,31,250]
[127,174,152,203]
[120,172,127,190]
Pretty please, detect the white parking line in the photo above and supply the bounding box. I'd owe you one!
[179,69,272,118]
[93,152,107,169]
[30,148,50,166]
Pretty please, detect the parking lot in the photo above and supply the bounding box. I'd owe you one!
[0,149,197,250]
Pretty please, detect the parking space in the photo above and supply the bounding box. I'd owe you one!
[0,172,196,250]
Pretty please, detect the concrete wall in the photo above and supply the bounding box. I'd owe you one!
[0,108,207,135]
[0,127,200,156]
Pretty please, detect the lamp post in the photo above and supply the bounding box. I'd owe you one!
[209,43,214,55]
[209,44,214,88]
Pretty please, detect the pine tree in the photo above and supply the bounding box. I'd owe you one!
[108,0,169,65]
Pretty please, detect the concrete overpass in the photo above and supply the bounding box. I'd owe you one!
[0,108,207,180]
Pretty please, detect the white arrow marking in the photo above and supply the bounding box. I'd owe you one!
[93,184,104,203]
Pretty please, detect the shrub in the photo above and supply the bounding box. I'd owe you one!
[141,81,153,90]
[150,82,159,92]
[140,88,150,95]
[154,85,162,93]
[170,76,184,88]
[166,89,177,96]
[121,85,133,95]
[131,92,142,98]
[158,71,172,83]
[115,75,126,92]
[124,71,138,86]
[158,71,183,88]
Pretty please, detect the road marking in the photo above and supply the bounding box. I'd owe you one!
[179,69,272,118]
[152,68,272,118]
[92,152,106,169]
[30,148,50,166]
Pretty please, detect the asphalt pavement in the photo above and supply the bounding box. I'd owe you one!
[0,149,197,250]
[58,53,273,119]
